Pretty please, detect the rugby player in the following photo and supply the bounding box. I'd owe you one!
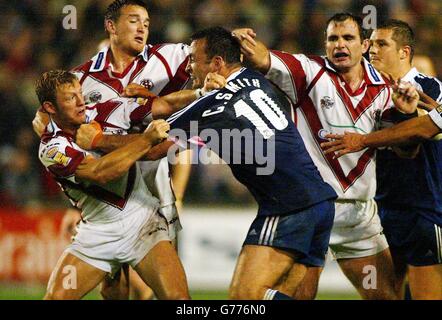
[33,0,192,299]
[36,70,189,300]
[322,19,442,299]
[141,26,338,300]
[232,13,419,299]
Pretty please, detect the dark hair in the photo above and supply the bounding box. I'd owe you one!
[326,12,366,41]
[191,27,241,64]
[104,0,148,22]
[377,19,415,61]
[35,70,78,105]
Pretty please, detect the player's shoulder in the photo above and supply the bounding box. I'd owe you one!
[149,43,189,56]
[39,130,75,163]
[71,60,93,74]
[412,71,442,102]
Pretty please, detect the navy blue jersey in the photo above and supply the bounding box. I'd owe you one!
[168,68,337,216]
[376,68,442,226]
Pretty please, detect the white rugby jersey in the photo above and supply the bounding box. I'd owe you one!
[39,99,160,223]
[267,51,393,200]
[71,44,191,206]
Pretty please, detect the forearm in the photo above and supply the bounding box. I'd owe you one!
[95,134,142,153]
[162,90,199,109]
[145,140,175,160]
[363,115,440,148]
[80,134,154,184]
[171,150,192,202]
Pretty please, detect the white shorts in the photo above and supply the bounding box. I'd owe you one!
[329,199,389,260]
[65,209,170,275]
[158,203,182,241]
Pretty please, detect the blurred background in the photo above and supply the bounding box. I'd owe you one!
[0,0,441,299]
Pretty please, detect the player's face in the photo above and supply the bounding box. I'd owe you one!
[55,80,86,127]
[113,5,149,56]
[369,29,402,74]
[325,19,368,72]
[186,39,214,89]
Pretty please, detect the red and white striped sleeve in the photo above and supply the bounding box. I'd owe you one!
[39,136,86,182]
[266,51,317,103]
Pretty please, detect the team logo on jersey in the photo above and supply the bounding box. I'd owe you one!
[318,129,331,140]
[47,147,71,166]
[85,90,102,104]
[320,96,334,109]
[46,146,59,159]
[140,79,154,90]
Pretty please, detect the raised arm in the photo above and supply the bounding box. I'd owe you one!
[231,28,271,74]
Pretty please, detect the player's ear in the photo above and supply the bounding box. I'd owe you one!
[42,101,56,115]
[105,19,117,35]
[361,38,370,54]
[400,45,411,61]
[211,56,225,71]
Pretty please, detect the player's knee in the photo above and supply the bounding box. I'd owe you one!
[229,284,264,300]
[100,283,129,300]
[44,288,76,300]
[362,286,398,300]
[132,288,155,300]
[162,288,190,300]
[292,284,318,300]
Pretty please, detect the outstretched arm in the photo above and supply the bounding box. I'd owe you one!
[321,115,440,158]
[123,72,226,119]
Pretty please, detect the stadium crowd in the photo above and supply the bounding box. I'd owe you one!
[0,0,441,208]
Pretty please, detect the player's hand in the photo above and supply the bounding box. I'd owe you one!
[382,71,419,115]
[76,121,103,150]
[60,208,82,240]
[320,132,366,158]
[32,110,49,138]
[144,119,170,145]
[203,72,227,92]
[392,81,419,114]
[231,28,257,55]
[122,83,156,98]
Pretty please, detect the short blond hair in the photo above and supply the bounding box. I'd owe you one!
[35,70,77,105]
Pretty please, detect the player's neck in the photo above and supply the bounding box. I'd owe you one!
[340,64,364,92]
[53,118,78,137]
[390,63,412,80]
[222,65,243,79]
[109,44,137,73]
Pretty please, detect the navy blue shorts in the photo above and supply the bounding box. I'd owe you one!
[379,206,442,266]
[243,200,335,267]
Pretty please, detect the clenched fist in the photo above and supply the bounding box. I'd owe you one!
[76,121,103,150]
[144,119,170,145]
[203,72,227,92]
[122,83,157,98]
[32,111,50,137]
